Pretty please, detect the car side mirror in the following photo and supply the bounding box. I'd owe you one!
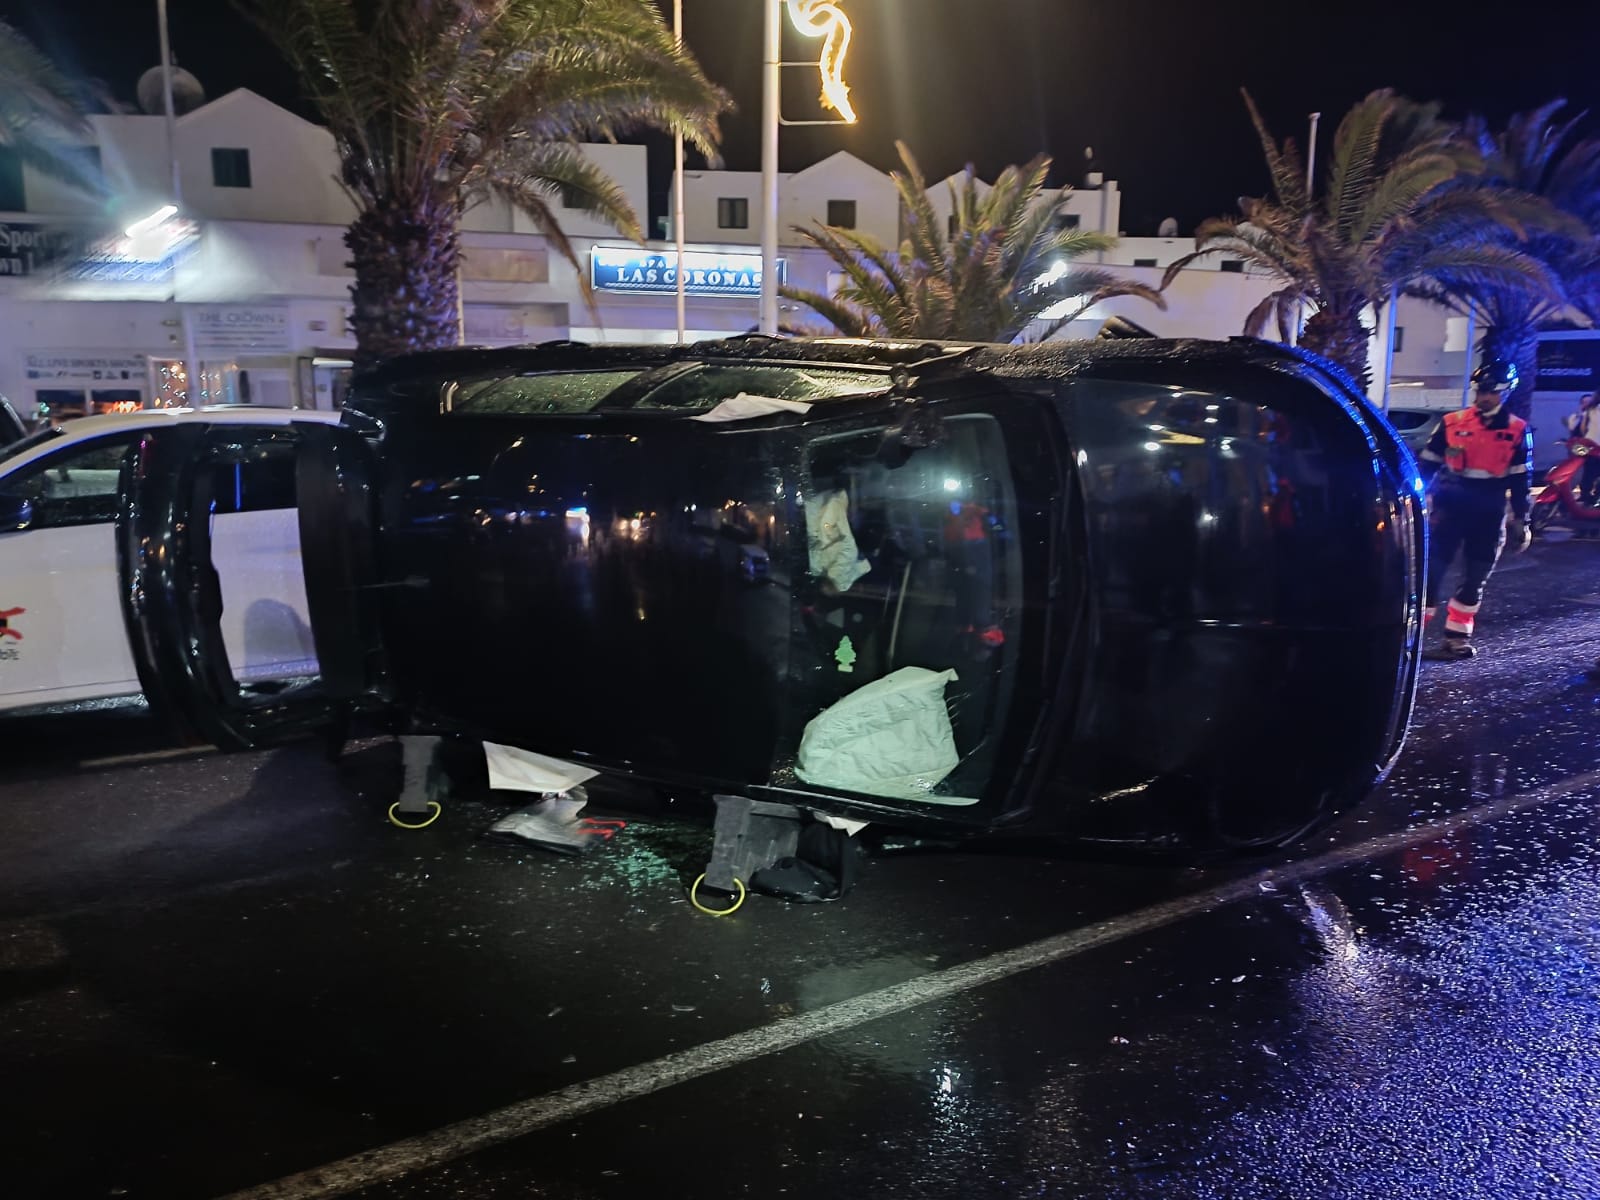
[0,495,34,532]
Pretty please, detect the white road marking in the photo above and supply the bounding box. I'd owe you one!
[217,767,1600,1200]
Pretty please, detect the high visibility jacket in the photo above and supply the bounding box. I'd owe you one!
[1419,405,1532,517]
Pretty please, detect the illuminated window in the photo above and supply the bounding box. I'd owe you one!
[211,148,252,189]
[717,197,749,229]
[826,199,857,229]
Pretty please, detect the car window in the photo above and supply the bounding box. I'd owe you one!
[776,412,1022,806]
[200,430,302,514]
[0,435,136,528]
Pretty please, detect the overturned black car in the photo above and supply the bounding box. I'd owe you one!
[120,335,1424,858]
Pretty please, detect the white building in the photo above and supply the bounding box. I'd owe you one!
[0,84,1490,420]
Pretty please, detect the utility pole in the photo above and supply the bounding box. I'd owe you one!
[758,0,781,335]
[155,0,201,405]
[673,0,687,343]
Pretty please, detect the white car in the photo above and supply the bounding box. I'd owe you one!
[0,406,339,716]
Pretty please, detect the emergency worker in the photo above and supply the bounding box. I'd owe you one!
[1417,360,1533,661]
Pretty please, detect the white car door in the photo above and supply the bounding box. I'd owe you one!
[0,433,143,711]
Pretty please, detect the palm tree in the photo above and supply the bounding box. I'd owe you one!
[0,18,101,193]
[1163,89,1561,386]
[1411,101,1600,415]
[781,141,1164,343]
[238,0,729,364]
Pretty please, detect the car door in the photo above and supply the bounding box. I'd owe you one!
[118,422,351,749]
[0,433,143,711]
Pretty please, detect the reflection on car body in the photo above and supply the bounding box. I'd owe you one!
[117,337,1425,859]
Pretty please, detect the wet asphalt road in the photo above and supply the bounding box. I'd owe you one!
[5,538,1600,1199]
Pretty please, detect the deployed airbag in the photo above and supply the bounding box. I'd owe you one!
[796,667,967,802]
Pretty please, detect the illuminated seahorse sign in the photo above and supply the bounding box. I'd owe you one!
[786,0,857,123]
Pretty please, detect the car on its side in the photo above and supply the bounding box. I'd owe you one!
[0,405,340,720]
[109,336,1425,860]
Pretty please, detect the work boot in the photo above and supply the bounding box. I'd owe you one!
[1423,638,1476,662]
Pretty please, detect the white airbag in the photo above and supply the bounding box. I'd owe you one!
[796,667,962,801]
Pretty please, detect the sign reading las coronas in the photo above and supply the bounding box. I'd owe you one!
[590,247,786,298]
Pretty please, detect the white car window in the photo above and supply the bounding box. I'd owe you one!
[0,436,137,528]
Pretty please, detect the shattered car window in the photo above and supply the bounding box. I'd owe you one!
[447,370,642,415]
[629,365,888,410]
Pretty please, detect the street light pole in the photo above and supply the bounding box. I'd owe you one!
[673,0,687,344]
[155,0,201,405]
[758,0,781,335]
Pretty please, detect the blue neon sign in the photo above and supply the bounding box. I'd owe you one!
[590,247,786,298]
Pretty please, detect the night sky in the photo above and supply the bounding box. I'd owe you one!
[7,1,1600,235]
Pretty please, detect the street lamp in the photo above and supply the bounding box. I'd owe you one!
[759,0,858,335]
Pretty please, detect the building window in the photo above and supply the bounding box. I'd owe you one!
[211,148,252,189]
[948,214,958,238]
[0,147,24,211]
[1219,259,1244,273]
[1132,258,1158,268]
[559,184,585,209]
[1057,213,1081,230]
[1393,326,1405,352]
[717,197,749,229]
[826,199,857,229]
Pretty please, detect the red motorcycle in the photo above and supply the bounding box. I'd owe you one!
[1530,436,1600,535]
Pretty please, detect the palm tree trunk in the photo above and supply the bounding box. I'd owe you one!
[1300,307,1372,388]
[1479,321,1540,421]
[345,201,462,367]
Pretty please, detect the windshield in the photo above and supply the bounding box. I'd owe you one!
[0,425,65,468]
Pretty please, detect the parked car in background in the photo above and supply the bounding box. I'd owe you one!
[0,406,339,719]
[110,335,1426,860]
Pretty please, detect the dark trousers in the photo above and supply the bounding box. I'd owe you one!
[1427,492,1505,622]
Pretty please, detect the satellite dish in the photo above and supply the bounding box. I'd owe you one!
[1158,217,1179,238]
[137,66,205,116]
